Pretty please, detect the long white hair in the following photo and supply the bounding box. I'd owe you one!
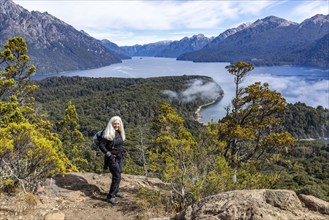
[103,116,126,141]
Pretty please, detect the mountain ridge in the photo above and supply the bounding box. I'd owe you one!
[0,0,122,74]
[121,40,173,57]
[177,14,329,68]
[100,39,131,60]
[155,34,213,58]
[121,34,213,58]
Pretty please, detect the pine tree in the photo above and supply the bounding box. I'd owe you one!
[59,101,88,170]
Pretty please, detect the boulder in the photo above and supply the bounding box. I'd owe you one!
[299,194,329,215]
[182,189,328,220]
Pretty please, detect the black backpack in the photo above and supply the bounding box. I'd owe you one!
[92,130,104,157]
[93,130,103,147]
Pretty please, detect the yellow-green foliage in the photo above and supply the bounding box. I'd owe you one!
[0,95,26,126]
[204,155,235,194]
[148,63,298,211]
[204,62,297,189]
[214,81,296,182]
[235,161,280,189]
[149,103,198,210]
[149,102,284,210]
[0,122,75,192]
[0,37,75,193]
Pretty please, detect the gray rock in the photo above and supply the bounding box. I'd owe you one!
[299,194,329,215]
[182,189,328,220]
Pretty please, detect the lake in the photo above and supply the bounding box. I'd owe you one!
[33,57,329,123]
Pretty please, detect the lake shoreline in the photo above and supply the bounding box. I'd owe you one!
[195,94,223,124]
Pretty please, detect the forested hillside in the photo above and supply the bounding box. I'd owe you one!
[34,75,221,136]
[274,140,329,201]
[283,103,329,139]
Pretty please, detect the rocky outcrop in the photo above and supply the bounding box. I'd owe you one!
[182,189,329,220]
[299,194,329,215]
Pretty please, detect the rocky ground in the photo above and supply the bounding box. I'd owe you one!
[0,172,328,220]
[0,172,172,220]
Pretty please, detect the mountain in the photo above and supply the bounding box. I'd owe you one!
[178,15,329,68]
[0,0,122,74]
[100,39,131,60]
[155,34,213,58]
[203,22,251,49]
[301,33,329,68]
[121,40,172,57]
[121,34,213,58]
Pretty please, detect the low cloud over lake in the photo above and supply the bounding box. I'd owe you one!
[163,79,223,103]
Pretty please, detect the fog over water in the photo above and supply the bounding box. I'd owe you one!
[34,57,329,123]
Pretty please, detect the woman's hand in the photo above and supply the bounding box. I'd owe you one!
[106,151,116,162]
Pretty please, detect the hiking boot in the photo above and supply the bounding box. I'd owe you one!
[116,192,126,198]
[107,197,118,205]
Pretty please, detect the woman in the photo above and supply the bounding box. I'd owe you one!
[99,116,126,205]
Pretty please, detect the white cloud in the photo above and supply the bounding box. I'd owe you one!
[246,74,329,108]
[234,0,273,15]
[13,0,327,45]
[163,79,222,103]
[14,0,279,45]
[290,1,329,22]
[15,1,223,30]
[286,80,329,108]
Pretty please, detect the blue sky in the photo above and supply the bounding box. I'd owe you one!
[14,0,329,46]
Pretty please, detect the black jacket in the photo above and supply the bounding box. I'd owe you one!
[99,131,125,169]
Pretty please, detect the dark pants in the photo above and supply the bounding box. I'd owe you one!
[107,157,123,199]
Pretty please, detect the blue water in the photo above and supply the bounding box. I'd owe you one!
[33,57,329,123]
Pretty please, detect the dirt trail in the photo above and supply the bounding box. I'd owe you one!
[0,173,170,220]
